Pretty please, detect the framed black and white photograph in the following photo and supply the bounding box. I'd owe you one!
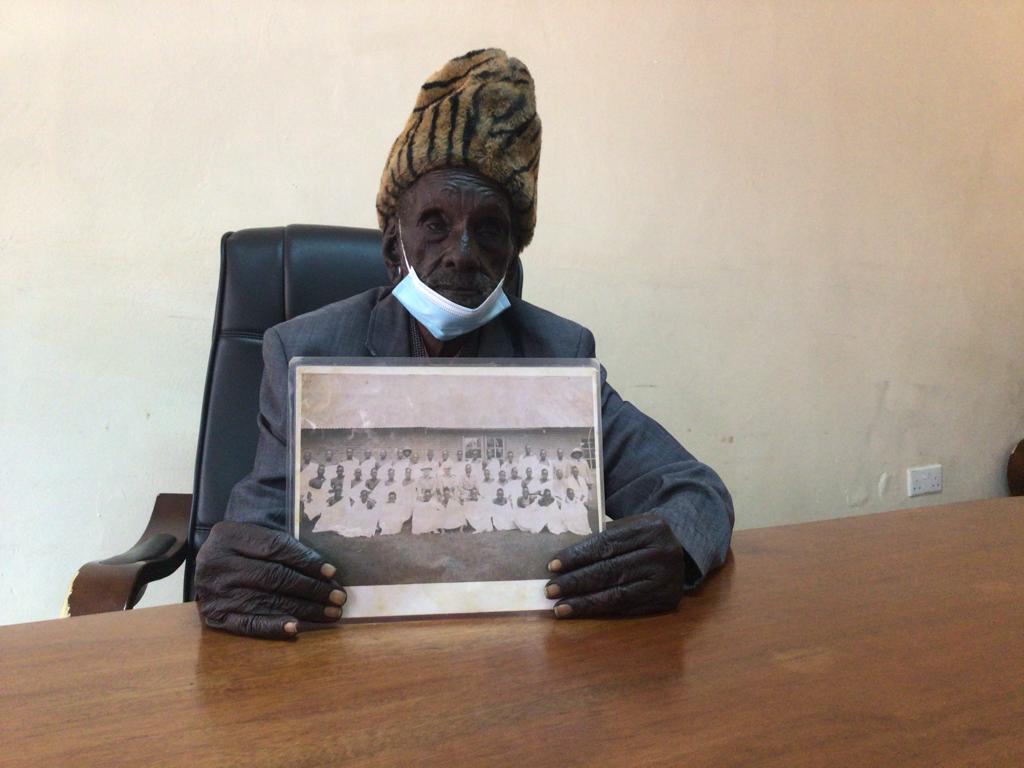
[289,358,605,619]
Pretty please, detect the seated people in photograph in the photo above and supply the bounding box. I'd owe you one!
[195,48,734,639]
[308,464,326,490]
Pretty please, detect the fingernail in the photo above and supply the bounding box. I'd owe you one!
[547,559,562,573]
[554,603,573,618]
[329,589,345,605]
[284,621,298,634]
[545,583,561,598]
[321,563,337,578]
[324,606,341,619]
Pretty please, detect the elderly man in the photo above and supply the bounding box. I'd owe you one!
[195,48,733,639]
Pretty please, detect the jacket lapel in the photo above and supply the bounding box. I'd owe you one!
[365,291,412,358]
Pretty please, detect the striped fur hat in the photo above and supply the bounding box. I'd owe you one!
[376,49,542,249]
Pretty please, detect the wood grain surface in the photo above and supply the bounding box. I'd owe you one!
[1,498,1021,767]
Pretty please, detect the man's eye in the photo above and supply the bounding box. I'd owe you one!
[479,221,507,240]
[424,220,448,234]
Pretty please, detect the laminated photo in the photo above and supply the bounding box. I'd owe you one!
[289,359,604,619]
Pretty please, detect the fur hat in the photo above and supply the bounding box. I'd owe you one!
[376,48,542,249]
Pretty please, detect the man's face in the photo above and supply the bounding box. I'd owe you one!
[442,450,449,460]
[387,167,517,308]
[346,448,354,459]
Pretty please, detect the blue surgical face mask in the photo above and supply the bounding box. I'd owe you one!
[391,220,511,342]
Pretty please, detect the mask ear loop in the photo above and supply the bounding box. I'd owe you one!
[395,219,412,276]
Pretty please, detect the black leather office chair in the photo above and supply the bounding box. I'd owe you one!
[67,224,525,615]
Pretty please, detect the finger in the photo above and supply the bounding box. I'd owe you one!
[548,518,662,573]
[216,521,337,580]
[225,556,346,606]
[233,589,344,623]
[545,548,655,600]
[553,580,662,620]
[204,611,299,640]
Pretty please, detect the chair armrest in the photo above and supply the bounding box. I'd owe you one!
[64,493,192,617]
[1009,439,1024,496]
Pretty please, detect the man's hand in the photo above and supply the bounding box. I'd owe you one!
[194,520,345,640]
[545,514,687,619]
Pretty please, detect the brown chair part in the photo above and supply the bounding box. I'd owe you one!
[65,494,192,617]
[1009,439,1024,497]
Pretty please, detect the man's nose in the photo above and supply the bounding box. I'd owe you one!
[444,227,480,269]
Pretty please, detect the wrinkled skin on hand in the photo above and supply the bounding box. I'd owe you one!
[545,514,688,618]
[194,521,344,640]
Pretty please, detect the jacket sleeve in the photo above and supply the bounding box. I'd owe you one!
[224,326,291,532]
[579,328,734,588]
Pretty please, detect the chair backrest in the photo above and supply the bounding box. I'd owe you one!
[184,224,523,598]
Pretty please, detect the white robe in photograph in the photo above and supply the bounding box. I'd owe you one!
[333,496,379,538]
[545,499,568,535]
[412,491,443,534]
[376,496,409,535]
[437,496,466,531]
[519,453,540,477]
[513,496,547,534]
[566,474,590,505]
[462,492,492,533]
[561,496,592,536]
[535,497,561,533]
[490,496,516,531]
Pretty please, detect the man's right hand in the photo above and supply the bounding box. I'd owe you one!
[194,520,345,640]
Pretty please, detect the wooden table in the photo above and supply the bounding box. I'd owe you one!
[2,498,1021,767]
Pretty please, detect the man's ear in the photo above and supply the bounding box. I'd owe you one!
[381,217,402,284]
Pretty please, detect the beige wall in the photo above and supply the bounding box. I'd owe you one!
[2,1,1022,625]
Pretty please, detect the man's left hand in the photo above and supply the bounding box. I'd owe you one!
[545,514,687,618]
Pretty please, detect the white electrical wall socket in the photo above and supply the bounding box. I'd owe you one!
[907,464,943,497]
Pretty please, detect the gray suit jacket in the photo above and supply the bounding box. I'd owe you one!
[225,287,734,586]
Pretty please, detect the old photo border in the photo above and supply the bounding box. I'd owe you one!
[289,358,605,619]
